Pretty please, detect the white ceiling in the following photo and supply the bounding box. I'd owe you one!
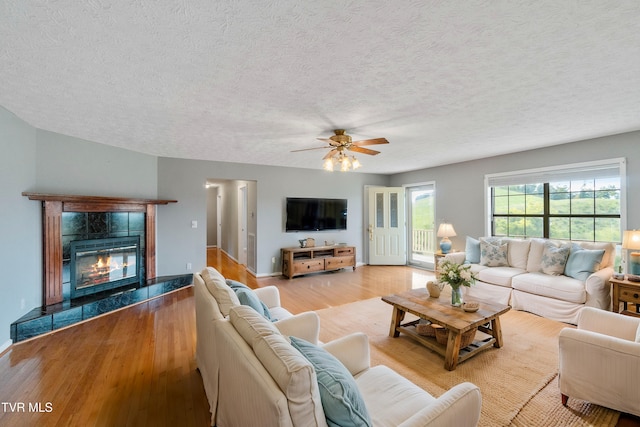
[1,1,640,175]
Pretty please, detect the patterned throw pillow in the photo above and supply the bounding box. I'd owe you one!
[480,238,508,267]
[540,241,571,275]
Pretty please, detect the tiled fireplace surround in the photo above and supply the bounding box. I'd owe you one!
[11,193,191,342]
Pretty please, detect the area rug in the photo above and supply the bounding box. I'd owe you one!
[315,297,620,427]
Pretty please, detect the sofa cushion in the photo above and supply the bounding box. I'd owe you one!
[480,239,508,267]
[201,267,239,316]
[540,241,571,275]
[476,266,527,288]
[564,245,605,281]
[512,272,586,304]
[290,336,373,427]
[355,365,434,427]
[465,236,481,264]
[636,324,640,343]
[230,305,280,347]
[226,279,273,320]
[506,239,531,270]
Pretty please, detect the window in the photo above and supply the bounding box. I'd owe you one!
[486,159,625,243]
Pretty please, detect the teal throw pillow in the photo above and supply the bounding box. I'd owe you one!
[226,279,272,321]
[465,236,481,264]
[564,245,605,281]
[289,337,372,427]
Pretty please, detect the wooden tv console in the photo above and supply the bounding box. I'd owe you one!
[281,245,356,279]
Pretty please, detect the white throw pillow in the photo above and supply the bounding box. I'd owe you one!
[540,241,571,276]
[507,239,531,269]
[201,267,240,316]
[526,238,547,272]
[480,238,508,267]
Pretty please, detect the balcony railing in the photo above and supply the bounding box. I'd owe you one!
[412,228,436,255]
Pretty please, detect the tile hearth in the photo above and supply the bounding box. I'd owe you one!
[10,274,192,343]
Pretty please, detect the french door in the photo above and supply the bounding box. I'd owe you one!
[407,183,436,269]
[367,186,406,265]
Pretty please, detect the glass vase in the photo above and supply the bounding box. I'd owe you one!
[451,286,463,307]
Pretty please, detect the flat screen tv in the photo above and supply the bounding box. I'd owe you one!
[285,198,347,232]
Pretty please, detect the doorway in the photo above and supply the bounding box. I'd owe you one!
[407,183,436,269]
[367,186,406,265]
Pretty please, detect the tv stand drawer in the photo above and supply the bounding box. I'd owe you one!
[326,256,355,270]
[292,259,324,275]
[334,247,354,256]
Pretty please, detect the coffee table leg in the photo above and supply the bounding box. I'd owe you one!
[389,306,405,337]
[492,317,504,348]
[444,331,462,371]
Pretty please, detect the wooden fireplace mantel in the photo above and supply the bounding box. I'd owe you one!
[23,192,178,306]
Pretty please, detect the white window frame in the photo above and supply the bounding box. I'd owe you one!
[484,158,627,239]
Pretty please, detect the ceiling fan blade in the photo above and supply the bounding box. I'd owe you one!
[317,137,341,146]
[349,146,380,156]
[352,138,389,146]
[291,146,331,153]
[323,149,338,160]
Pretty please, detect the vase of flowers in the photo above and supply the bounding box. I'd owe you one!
[437,260,478,307]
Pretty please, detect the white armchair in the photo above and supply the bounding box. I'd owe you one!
[558,307,640,417]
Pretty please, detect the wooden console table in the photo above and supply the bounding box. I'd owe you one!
[281,245,356,279]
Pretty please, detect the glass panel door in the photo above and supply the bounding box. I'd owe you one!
[407,184,436,269]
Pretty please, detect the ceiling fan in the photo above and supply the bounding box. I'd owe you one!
[292,129,389,171]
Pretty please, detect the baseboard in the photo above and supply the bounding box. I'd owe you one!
[256,272,282,278]
[0,339,12,356]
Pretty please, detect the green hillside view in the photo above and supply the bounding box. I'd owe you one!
[492,183,621,242]
[412,196,434,230]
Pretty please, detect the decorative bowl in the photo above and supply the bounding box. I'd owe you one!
[462,301,479,312]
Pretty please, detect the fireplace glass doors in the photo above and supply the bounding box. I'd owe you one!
[70,236,141,298]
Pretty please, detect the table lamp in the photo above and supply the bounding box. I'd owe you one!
[622,230,640,276]
[437,223,456,254]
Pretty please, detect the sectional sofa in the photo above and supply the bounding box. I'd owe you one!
[194,266,483,426]
[444,237,615,324]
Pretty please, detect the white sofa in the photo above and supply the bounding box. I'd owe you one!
[194,267,321,425]
[559,307,640,417]
[214,304,483,427]
[444,237,615,324]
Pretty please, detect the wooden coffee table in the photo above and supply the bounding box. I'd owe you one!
[382,288,511,371]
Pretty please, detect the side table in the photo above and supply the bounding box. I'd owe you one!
[610,276,640,314]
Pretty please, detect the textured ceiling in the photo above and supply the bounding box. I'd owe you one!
[1,1,639,174]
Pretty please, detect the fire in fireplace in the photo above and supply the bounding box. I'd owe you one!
[70,236,141,298]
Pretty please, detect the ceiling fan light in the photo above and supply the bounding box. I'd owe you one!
[340,156,351,171]
[323,158,334,171]
[352,157,361,169]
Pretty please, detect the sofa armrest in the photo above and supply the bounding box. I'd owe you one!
[584,267,614,310]
[274,311,320,344]
[578,306,640,341]
[398,382,482,427]
[254,285,281,309]
[322,332,370,376]
[444,252,466,265]
[559,327,640,411]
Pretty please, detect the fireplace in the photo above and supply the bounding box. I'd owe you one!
[70,236,141,298]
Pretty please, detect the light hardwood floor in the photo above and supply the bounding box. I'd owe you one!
[0,248,637,426]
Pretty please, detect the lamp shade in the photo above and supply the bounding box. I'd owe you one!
[437,223,457,238]
[622,230,640,251]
